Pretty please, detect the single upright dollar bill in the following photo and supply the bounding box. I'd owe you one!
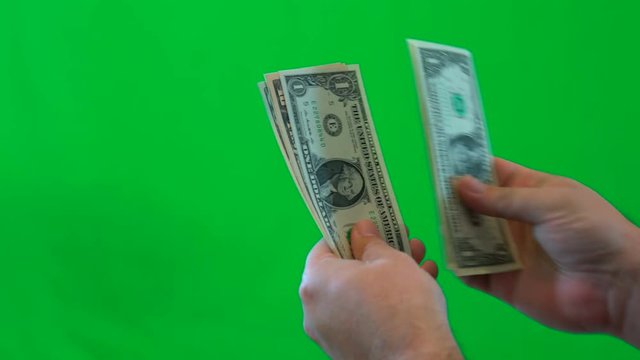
[259,64,410,259]
[408,39,521,275]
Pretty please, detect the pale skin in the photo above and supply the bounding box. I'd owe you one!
[300,158,640,358]
[300,221,461,360]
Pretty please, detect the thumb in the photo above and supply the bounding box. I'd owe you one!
[455,175,561,224]
[350,220,394,261]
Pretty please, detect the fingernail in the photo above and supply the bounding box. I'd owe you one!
[356,220,380,237]
[466,177,486,195]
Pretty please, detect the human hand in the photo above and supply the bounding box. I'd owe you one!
[299,220,462,359]
[455,158,640,346]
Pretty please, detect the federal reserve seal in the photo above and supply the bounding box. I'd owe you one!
[323,114,343,137]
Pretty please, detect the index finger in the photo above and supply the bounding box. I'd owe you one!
[304,238,339,270]
[493,157,554,187]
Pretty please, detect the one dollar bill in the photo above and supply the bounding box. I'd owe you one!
[408,39,521,276]
[259,64,411,259]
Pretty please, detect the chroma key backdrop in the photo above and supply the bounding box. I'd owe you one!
[1,0,638,358]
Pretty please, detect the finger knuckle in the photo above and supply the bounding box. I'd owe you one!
[302,318,317,341]
[556,187,580,206]
[298,280,315,304]
[557,176,583,188]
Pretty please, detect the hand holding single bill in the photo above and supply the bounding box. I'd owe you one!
[408,39,521,275]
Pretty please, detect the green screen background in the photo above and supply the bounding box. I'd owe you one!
[1,0,638,358]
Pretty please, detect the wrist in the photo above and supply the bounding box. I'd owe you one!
[399,344,463,360]
[397,331,463,360]
[609,225,640,347]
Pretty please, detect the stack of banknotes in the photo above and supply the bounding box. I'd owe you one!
[258,40,521,275]
[258,64,411,259]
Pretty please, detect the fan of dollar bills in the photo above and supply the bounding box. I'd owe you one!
[258,40,521,275]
